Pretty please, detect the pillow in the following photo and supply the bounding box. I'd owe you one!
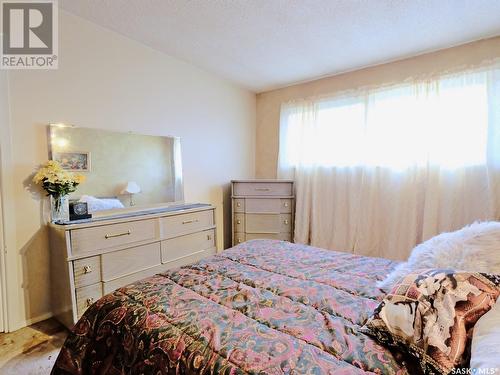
[79,195,125,212]
[362,269,500,375]
[470,298,500,371]
[378,221,500,292]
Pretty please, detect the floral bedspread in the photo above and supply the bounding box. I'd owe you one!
[52,240,408,374]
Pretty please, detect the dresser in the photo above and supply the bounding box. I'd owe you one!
[231,180,294,245]
[49,203,216,328]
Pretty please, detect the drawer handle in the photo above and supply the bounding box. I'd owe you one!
[182,219,199,224]
[83,265,92,274]
[238,238,243,243]
[105,230,131,239]
[236,219,241,224]
[284,219,289,225]
[86,297,94,307]
[255,187,271,191]
[284,202,289,208]
[236,202,241,207]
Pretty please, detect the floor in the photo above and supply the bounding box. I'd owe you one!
[0,319,67,375]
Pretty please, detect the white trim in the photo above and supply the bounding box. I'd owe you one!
[22,311,53,327]
[0,71,24,332]
[0,72,9,332]
[0,156,5,333]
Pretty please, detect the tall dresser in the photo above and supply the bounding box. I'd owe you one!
[231,180,294,245]
[50,203,216,328]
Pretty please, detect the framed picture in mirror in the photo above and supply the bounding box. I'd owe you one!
[53,151,91,172]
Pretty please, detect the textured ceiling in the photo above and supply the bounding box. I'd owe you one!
[60,0,500,93]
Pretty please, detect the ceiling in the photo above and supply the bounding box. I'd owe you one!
[60,0,500,93]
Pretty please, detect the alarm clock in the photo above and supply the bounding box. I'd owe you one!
[69,201,92,221]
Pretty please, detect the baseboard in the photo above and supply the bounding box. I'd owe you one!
[23,311,54,327]
[5,311,54,332]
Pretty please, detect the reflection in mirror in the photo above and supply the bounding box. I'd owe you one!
[48,124,184,213]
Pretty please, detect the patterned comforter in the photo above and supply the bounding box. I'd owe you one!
[52,240,409,374]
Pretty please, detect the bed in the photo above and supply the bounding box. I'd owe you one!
[52,239,412,374]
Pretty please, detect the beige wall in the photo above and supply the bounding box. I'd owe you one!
[2,11,255,330]
[256,37,500,178]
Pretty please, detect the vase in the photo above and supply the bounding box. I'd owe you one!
[51,195,69,223]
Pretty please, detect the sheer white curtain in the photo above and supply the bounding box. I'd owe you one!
[279,64,500,260]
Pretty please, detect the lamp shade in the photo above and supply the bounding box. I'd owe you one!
[121,181,141,194]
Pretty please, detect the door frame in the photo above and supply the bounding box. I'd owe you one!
[0,152,6,332]
[0,71,13,332]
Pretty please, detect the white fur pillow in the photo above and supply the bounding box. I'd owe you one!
[378,221,500,291]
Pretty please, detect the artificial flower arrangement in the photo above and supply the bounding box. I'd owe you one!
[33,160,85,220]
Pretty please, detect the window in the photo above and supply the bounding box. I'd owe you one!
[280,73,490,171]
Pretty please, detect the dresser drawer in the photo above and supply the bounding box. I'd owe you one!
[233,198,245,213]
[281,199,293,213]
[234,214,245,232]
[161,210,214,239]
[280,214,292,233]
[161,229,215,264]
[102,265,165,294]
[76,283,103,318]
[245,198,293,213]
[246,198,280,213]
[73,256,101,288]
[234,232,245,245]
[233,182,293,196]
[71,219,157,255]
[101,242,161,281]
[245,213,291,233]
[102,247,217,294]
[246,233,292,242]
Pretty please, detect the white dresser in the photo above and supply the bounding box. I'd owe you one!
[231,180,294,245]
[49,203,216,328]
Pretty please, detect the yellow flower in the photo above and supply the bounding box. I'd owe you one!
[32,161,86,194]
[33,170,45,184]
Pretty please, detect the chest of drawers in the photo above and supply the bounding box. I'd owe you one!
[231,180,294,246]
[49,204,216,328]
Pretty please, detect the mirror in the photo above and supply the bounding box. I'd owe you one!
[48,124,184,213]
